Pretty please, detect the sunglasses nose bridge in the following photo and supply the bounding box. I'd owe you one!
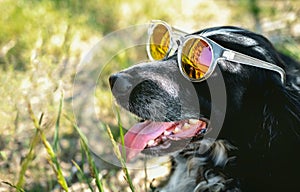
[172,31,185,44]
[167,36,184,58]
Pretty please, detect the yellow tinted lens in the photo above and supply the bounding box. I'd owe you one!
[149,24,170,60]
[181,38,212,79]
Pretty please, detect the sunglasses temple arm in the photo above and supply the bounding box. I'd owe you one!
[223,50,286,84]
[172,27,189,36]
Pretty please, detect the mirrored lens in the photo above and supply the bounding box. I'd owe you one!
[181,38,212,79]
[149,23,170,60]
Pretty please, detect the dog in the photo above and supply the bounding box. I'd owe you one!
[109,25,300,191]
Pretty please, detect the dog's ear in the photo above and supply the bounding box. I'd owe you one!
[262,84,300,147]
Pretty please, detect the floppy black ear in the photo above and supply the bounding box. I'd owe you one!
[262,84,300,147]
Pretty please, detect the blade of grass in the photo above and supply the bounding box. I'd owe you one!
[16,129,39,189]
[80,142,86,174]
[2,181,25,192]
[65,114,104,192]
[16,128,39,189]
[105,124,135,192]
[40,128,69,191]
[53,90,64,152]
[115,107,127,160]
[14,106,19,132]
[71,160,94,192]
[79,140,104,192]
[15,103,42,189]
[27,102,69,191]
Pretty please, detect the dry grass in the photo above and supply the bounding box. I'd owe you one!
[0,0,299,191]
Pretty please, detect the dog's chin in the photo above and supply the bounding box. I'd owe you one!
[123,117,210,161]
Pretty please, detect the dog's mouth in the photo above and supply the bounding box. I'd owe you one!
[123,118,208,161]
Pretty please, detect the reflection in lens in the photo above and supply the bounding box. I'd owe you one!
[181,38,212,79]
[149,24,170,60]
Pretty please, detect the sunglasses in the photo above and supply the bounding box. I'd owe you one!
[146,20,286,84]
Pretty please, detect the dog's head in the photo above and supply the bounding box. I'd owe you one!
[109,26,287,161]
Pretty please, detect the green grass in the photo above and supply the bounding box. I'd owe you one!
[66,115,104,192]
[78,127,104,192]
[1,0,300,191]
[25,103,69,191]
[15,117,39,190]
[53,90,64,152]
[105,124,135,192]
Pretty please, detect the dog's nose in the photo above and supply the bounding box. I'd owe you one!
[109,73,118,89]
[109,73,132,94]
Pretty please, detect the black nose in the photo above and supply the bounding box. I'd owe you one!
[109,73,133,94]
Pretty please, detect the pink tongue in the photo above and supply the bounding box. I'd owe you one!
[123,121,176,161]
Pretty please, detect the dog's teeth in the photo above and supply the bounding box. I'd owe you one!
[161,136,167,141]
[173,127,181,133]
[147,140,155,146]
[183,123,191,130]
[164,130,171,136]
[189,119,200,125]
[200,129,207,134]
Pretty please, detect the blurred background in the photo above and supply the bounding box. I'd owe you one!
[0,0,299,191]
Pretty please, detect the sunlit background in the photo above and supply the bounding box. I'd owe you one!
[0,0,299,191]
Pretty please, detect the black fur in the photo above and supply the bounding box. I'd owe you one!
[109,26,300,191]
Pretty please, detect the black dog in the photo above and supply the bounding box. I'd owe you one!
[109,26,300,191]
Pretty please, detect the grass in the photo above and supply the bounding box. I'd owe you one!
[69,117,104,192]
[18,102,69,191]
[1,0,300,191]
[105,124,135,192]
[8,96,135,192]
[15,116,39,191]
[53,90,64,152]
